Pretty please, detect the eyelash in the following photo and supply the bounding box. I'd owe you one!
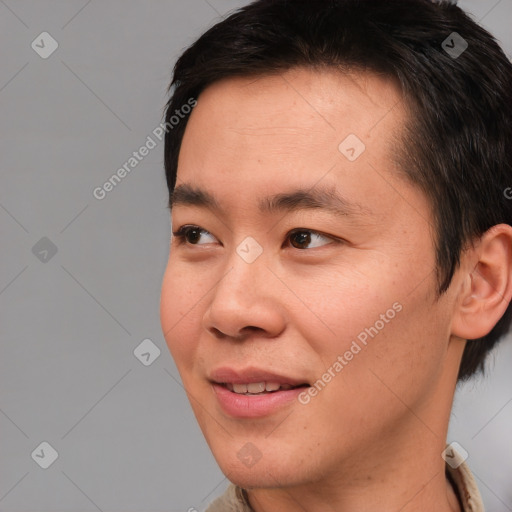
[171,224,339,250]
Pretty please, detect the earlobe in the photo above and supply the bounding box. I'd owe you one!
[451,224,512,340]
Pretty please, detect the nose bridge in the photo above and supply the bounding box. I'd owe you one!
[217,235,268,303]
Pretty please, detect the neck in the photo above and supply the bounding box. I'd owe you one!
[246,437,462,512]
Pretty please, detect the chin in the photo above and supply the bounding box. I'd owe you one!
[223,465,297,490]
[212,448,312,490]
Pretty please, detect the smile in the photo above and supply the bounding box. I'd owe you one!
[224,381,301,394]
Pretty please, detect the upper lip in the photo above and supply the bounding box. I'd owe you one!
[209,366,310,386]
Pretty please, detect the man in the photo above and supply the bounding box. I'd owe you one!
[159,1,512,510]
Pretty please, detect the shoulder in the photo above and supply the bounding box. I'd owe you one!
[446,457,485,512]
[204,483,252,512]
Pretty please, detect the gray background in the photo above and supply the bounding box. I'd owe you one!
[1,1,511,511]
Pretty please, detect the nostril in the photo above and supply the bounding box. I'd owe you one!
[210,327,228,339]
[211,325,265,340]
[243,326,265,333]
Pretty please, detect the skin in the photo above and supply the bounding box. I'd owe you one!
[160,67,512,511]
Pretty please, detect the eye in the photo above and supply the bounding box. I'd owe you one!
[172,225,216,245]
[172,225,337,250]
[286,229,335,250]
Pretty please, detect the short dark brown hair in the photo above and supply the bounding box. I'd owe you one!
[163,0,512,381]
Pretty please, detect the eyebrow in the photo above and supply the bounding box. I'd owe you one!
[169,183,373,219]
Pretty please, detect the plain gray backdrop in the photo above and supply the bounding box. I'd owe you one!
[1,1,511,511]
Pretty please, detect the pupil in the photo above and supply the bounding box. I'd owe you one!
[187,229,201,244]
[292,231,310,248]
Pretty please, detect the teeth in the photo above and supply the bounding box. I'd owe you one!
[247,382,266,393]
[232,383,248,393]
[265,382,281,392]
[226,381,295,394]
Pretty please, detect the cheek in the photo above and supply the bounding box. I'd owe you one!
[160,258,205,370]
[281,261,402,353]
[288,258,445,396]
[329,286,447,415]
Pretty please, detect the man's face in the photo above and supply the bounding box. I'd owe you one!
[160,68,460,487]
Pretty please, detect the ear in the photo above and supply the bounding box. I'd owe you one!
[451,224,512,340]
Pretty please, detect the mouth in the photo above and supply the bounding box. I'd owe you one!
[220,381,309,395]
[208,367,311,418]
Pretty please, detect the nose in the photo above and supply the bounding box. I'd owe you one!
[202,250,286,341]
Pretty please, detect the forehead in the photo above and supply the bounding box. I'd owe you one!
[176,67,408,213]
[183,67,404,134]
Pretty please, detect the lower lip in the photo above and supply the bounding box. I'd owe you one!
[212,383,307,418]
